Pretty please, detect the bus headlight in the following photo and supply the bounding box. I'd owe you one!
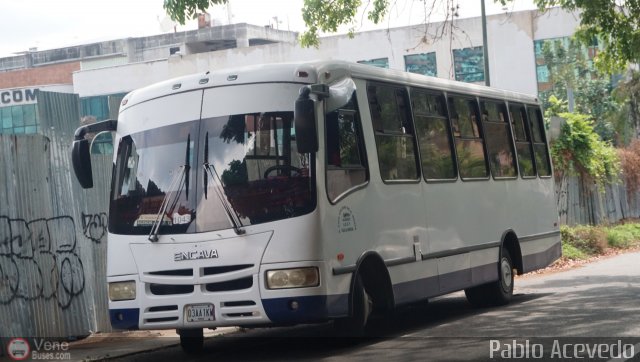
[266,267,319,289]
[109,281,136,301]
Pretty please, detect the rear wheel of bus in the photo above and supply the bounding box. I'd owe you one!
[464,248,514,307]
[178,328,204,354]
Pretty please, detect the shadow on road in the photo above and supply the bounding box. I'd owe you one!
[118,292,554,361]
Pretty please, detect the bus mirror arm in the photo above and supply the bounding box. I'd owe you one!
[295,86,325,154]
[71,119,118,189]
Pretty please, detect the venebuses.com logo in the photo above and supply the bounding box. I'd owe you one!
[6,337,72,360]
[6,338,30,361]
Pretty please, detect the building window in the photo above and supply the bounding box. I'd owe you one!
[405,53,437,77]
[480,100,517,178]
[367,83,419,181]
[448,96,488,179]
[325,90,368,202]
[358,58,389,68]
[410,89,456,180]
[0,104,39,135]
[453,46,485,83]
[81,93,127,121]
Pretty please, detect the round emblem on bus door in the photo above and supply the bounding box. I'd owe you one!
[338,206,357,233]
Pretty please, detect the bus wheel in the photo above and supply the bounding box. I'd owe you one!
[178,328,204,354]
[333,274,372,337]
[465,248,514,307]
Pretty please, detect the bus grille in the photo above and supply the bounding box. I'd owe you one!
[150,284,194,295]
[205,276,253,292]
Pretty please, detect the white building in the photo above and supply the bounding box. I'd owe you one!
[0,7,580,134]
[72,8,580,99]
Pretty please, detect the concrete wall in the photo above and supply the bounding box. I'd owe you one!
[74,60,170,97]
[0,62,79,89]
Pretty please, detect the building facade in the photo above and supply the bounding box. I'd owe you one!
[0,8,581,137]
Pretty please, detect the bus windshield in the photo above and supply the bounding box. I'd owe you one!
[109,111,315,236]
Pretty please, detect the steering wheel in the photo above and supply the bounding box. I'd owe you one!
[263,165,303,179]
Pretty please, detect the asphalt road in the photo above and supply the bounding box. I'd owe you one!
[115,251,640,361]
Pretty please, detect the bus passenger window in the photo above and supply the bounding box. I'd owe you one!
[480,100,517,178]
[448,96,489,179]
[325,90,368,202]
[509,104,536,178]
[411,89,457,180]
[527,106,552,177]
[367,83,420,182]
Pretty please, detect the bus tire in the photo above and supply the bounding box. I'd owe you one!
[465,248,514,307]
[178,328,204,354]
[333,274,372,337]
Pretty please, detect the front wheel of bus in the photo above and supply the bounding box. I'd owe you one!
[333,274,372,337]
[465,248,514,307]
[178,328,203,354]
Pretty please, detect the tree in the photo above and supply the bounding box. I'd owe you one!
[162,0,460,47]
[525,0,640,73]
[612,71,640,144]
[538,37,620,142]
[163,0,226,26]
[551,112,619,190]
[164,1,639,65]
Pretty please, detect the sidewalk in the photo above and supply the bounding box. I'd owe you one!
[66,328,237,361]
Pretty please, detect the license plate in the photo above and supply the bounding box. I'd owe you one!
[185,303,215,322]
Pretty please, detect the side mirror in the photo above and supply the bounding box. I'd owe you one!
[72,138,93,188]
[71,119,117,189]
[294,87,318,153]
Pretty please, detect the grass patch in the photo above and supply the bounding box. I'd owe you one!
[562,242,589,260]
[560,221,640,260]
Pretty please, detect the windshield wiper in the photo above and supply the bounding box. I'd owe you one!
[203,132,245,235]
[148,135,191,242]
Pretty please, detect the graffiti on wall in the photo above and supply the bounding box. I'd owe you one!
[0,214,104,309]
[81,212,108,244]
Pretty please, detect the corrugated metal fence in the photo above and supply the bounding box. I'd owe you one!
[556,176,640,226]
[0,91,639,344]
[0,92,113,346]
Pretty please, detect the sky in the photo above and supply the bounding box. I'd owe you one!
[0,0,539,57]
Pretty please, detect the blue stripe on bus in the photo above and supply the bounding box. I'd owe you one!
[262,294,348,324]
[109,308,140,330]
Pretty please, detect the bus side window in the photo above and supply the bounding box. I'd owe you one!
[509,103,536,178]
[411,89,457,180]
[325,91,368,202]
[526,106,552,177]
[448,96,489,180]
[480,100,517,178]
[367,83,420,182]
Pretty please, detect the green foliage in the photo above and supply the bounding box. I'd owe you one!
[544,94,568,119]
[612,71,640,145]
[300,0,361,47]
[606,228,634,248]
[163,0,227,25]
[613,223,640,240]
[551,112,620,189]
[526,0,640,73]
[564,225,608,254]
[560,222,640,261]
[538,37,620,142]
[562,242,589,260]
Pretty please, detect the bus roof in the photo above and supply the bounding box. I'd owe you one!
[120,60,538,113]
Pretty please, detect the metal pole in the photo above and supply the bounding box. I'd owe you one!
[481,0,491,86]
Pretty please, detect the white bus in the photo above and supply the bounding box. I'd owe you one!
[71,60,561,353]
